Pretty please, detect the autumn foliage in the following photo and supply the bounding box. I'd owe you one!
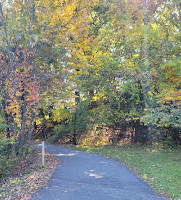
[0,0,180,149]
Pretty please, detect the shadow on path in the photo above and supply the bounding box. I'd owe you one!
[31,143,166,200]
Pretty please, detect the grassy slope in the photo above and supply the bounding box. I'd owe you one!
[73,145,181,200]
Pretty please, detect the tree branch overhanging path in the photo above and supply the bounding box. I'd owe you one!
[31,143,166,200]
[0,0,180,199]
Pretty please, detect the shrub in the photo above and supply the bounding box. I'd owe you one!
[0,136,13,178]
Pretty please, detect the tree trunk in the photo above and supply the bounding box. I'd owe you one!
[0,2,17,98]
[0,2,18,143]
[72,87,80,145]
[20,89,27,146]
[72,111,77,145]
[12,122,17,159]
[134,119,141,143]
[1,99,10,138]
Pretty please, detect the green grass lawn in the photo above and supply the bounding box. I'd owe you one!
[73,145,181,199]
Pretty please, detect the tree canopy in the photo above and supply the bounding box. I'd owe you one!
[0,0,180,147]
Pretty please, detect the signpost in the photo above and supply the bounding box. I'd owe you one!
[42,141,45,167]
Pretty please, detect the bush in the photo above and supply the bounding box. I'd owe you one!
[0,136,13,178]
[47,102,90,144]
[48,123,73,143]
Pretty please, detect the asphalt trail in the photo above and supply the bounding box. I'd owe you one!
[31,144,166,200]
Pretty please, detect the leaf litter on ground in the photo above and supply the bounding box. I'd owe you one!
[0,151,59,200]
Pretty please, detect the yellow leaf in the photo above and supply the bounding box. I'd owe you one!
[143,174,148,179]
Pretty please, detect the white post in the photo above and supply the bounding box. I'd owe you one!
[42,141,45,167]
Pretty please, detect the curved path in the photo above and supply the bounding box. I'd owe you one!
[31,144,166,200]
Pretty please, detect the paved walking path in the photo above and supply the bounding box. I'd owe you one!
[31,144,166,200]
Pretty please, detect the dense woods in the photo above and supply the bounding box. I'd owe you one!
[0,0,180,173]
